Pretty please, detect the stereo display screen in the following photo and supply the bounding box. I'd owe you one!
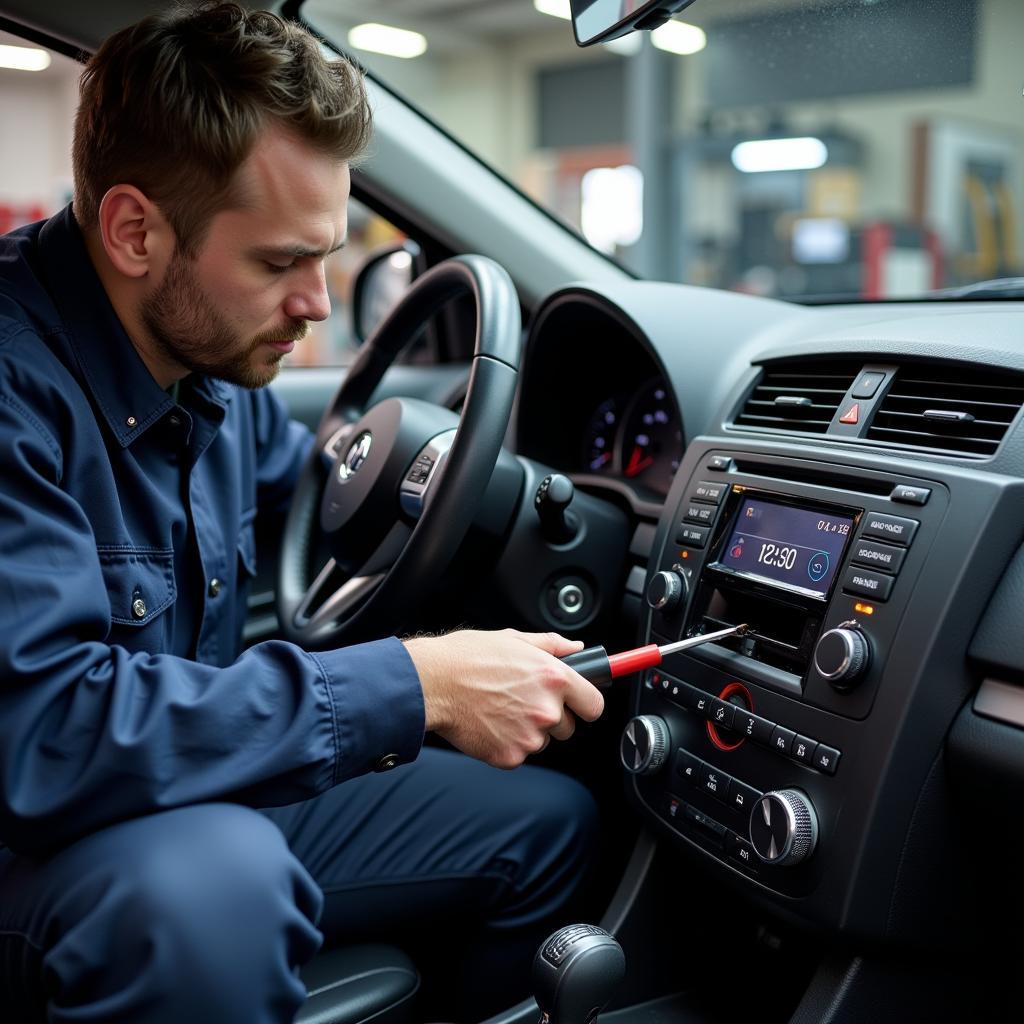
[716,497,854,598]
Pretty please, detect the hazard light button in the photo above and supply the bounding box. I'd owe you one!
[838,403,860,425]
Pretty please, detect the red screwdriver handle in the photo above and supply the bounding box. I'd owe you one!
[607,644,662,678]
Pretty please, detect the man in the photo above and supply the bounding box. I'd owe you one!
[0,5,604,1021]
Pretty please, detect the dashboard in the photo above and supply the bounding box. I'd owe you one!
[515,281,1024,956]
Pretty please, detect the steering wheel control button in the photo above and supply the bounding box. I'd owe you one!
[691,480,726,505]
[131,595,147,619]
[814,625,871,685]
[750,790,819,867]
[791,735,818,765]
[850,539,906,574]
[675,523,709,548]
[769,725,796,756]
[620,716,670,776]
[851,371,886,399]
[683,503,716,525]
[556,584,584,616]
[208,578,222,598]
[813,744,841,775]
[890,484,931,506]
[405,455,434,484]
[861,512,919,546]
[645,570,686,611]
[374,754,400,772]
[842,567,894,601]
[706,455,733,471]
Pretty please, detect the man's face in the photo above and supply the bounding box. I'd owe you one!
[141,125,350,389]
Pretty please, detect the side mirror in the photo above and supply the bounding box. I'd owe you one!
[350,240,422,344]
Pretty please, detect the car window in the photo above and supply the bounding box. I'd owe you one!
[0,30,405,368]
[305,0,1024,303]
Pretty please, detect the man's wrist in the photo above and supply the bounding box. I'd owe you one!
[402,636,453,734]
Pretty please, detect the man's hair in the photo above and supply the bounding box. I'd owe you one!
[72,2,371,253]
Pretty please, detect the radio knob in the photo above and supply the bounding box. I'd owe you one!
[645,571,687,612]
[749,789,819,867]
[620,716,670,776]
[813,626,870,689]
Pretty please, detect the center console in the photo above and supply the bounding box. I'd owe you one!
[624,436,1022,937]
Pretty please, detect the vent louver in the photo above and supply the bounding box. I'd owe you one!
[866,366,1024,457]
[733,362,860,435]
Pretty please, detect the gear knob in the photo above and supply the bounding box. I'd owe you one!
[532,924,625,1024]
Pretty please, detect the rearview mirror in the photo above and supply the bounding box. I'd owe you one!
[570,0,699,46]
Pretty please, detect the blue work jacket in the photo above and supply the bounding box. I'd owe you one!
[0,206,424,856]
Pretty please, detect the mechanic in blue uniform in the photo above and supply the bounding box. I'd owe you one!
[0,5,604,1021]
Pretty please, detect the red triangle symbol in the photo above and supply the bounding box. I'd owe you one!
[839,403,860,425]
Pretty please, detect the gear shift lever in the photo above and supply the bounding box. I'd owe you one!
[532,924,625,1024]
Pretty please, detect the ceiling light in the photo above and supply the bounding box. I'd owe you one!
[651,20,706,56]
[0,44,51,72]
[603,34,642,57]
[731,137,829,173]
[534,0,571,19]
[348,23,427,59]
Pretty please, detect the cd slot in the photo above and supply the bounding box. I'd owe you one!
[697,584,819,675]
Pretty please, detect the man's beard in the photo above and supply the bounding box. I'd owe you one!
[141,249,309,389]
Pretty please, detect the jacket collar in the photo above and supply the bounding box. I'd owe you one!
[37,206,231,448]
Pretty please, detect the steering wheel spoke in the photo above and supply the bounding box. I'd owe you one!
[277,255,523,648]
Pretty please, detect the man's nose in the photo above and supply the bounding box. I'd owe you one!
[283,263,331,322]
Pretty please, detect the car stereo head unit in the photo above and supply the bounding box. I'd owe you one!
[713,496,854,601]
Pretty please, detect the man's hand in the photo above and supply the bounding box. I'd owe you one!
[403,628,605,770]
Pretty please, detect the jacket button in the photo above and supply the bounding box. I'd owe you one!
[374,754,399,772]
[208,578,222,597]
[131,597,147,619]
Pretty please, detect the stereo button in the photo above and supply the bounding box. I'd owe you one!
[684,504,716,525]
[813,744,841,775]
[843,567,894,601]
[733,710,774,746]
[675,524,709,548]
[851,539,905,574]
[770,725,796,756]
[707,455,733,471]
[728,832,758,870]
[891,485,930,506]
[699,763,732,802]
[708,698,735,730]
[674,748,702,787]
[861,512,919,546]
[791,735,817,765]
[728,778,761,815]
[691,480,726,505]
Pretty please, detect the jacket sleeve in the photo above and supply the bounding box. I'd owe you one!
[0,388,424,857]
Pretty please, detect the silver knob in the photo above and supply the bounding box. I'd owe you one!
[813,626,870,688]
[645,571,686,612]
[620,716,670,776]
[749,789,818,866]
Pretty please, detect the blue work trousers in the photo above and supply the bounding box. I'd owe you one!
[0,748,598,1023]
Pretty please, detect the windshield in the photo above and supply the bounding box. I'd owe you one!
[305,0,1022,304]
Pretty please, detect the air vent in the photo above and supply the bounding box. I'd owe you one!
[733,362,860,435]
[866,366,1024,457]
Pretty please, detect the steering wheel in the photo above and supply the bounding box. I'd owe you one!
[277,255,521,649]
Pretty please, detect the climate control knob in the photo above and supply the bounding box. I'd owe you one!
[620,716,670,776]
[645,571,687,612]
[749,789,819,867]
[813,626,870,689]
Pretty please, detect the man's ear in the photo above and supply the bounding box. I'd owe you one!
[96,185,175,280]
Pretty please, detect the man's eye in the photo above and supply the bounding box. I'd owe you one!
[265,261,294,274]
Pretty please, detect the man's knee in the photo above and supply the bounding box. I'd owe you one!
[46,804,322,1020]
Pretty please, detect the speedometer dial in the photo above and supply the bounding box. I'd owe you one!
[582,397,621,474]
[619,380,682,492]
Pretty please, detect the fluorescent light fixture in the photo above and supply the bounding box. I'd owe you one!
[651,20,706,55]
[0,44,51,72]
[348,23,427,59]
[534,0,571,19]
[731,137,829,173]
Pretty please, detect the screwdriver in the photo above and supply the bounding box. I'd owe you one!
[560,624,750,690]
